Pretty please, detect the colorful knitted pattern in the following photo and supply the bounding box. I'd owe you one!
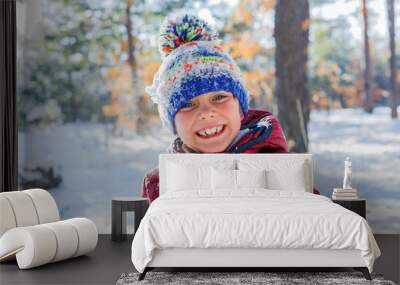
[146,14,249,134]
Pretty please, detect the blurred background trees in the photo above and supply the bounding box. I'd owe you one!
[387,0,397,119]
[17,0,399,151]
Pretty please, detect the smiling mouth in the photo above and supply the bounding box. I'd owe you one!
[195,125,226,138]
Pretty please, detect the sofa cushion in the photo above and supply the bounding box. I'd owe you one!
[0,218,97,269]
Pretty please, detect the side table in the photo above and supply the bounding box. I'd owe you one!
[332,199,366,218]
[112,197,149,242]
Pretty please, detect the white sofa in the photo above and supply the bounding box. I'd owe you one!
[0,188,98,269]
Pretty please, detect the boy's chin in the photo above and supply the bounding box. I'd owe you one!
[192,143,229,153]
[184,126,240,153]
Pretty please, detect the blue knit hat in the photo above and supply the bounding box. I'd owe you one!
[146,14,249,134]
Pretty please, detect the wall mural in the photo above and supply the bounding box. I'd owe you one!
[17,0,400,233]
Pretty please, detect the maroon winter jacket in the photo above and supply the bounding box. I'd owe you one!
[141,109,316,203]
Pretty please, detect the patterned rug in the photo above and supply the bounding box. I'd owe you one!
[116,271,396,285]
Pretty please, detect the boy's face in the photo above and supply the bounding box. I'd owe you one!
[174,91,244,153]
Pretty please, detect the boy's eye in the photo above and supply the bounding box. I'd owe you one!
[212,94,231,102]
[180,101,196,110]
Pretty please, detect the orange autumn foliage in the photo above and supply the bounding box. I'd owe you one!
[223,32,262,60]
[224,0,276,106]
[234,0,254,26]
[258,0,276,11]
[311,61,364,110]
[302,19,311,31]
[243,68,268,98]
[102,63,135,120]
[143,61,161,86]
[103,53,162,128]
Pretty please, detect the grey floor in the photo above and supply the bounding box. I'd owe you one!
[0,234,399,285]
[0,235,134,285]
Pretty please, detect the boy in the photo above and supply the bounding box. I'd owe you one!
[142,14,288,202]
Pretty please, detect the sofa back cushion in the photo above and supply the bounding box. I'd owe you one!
[0,189,60,238]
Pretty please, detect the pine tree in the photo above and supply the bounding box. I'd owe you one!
[274,0,310,152]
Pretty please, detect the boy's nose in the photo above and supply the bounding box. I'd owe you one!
[199,106,215,120]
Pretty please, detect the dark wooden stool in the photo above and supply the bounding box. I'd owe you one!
[111,197,149,242]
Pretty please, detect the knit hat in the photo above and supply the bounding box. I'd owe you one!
[146,14,249,134]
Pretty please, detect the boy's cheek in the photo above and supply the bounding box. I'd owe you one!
[175,116,196,143]
[221,100,242,119]
[174,111,189,128]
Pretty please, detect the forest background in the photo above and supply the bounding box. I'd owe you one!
[16,0,400,233]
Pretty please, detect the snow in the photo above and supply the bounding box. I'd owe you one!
[18,106,400,234]
[19,122,173,234]
[309,106,400,233]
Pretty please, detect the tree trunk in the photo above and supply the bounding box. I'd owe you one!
[387,0,397,119]
[126,0,137,80]
[361,0,374,113]
[274,0,310,153]
[125,0,145,135]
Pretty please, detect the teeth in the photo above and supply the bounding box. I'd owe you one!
[206,127,217,135]
[198,125,223,137]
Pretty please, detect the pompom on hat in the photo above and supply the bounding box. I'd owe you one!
[146,14,249,134]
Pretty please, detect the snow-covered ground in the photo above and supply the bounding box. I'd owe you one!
[19,123,173,234]
[309,107,400,233]
[18,106,400,233]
